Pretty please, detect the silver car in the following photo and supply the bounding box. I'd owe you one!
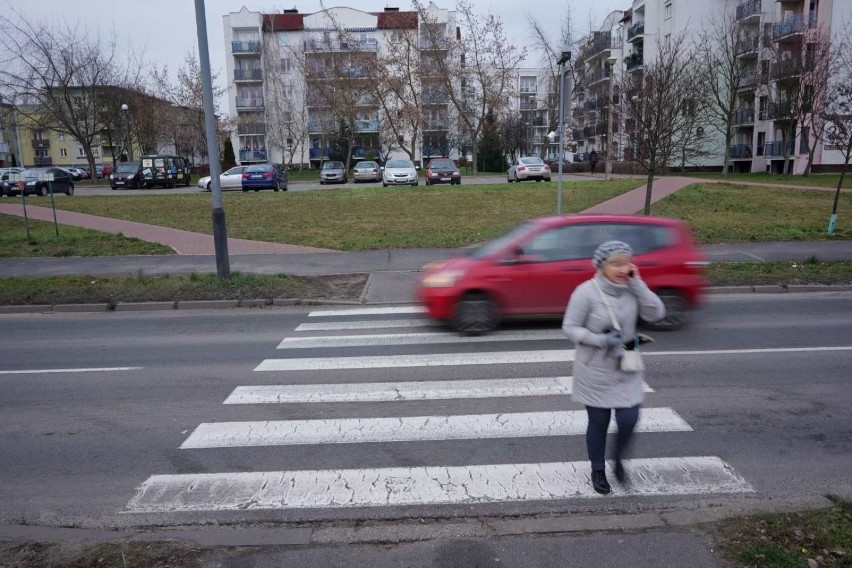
[382,159,418,187]
[319,161,347,184]
[198,166,249,191]
[352,160,382,182]
[507,156,552,183]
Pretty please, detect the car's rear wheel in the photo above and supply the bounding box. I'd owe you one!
[648,290,687,331]
[242,187,248,193]
[452,293,499,335]
[273,180,280,191]
[206,182,212,191]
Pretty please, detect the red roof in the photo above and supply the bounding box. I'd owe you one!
[375,11,418,29]
[262,13,304,32]
[261,10,417,32]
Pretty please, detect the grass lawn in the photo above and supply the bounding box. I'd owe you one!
[682,171,852,188]
[45,179,639,250]
[652,183,852,242]
[0,213,174,258]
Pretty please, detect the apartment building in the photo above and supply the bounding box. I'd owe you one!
[0,96,19,168]
[514,68,561,159]
[222,4,458,168]
[573,0,850,172]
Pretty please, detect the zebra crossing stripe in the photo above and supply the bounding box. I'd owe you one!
[277,329,566,349]
[179,407,689,449]
[223,377,654,404]
[254,350,575,371]
[295,319,434,331]
[308,306,426,317]
[125,456,753,513]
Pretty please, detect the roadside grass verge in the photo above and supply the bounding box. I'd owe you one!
[652,183,852,242]
[0,272,367,306]
[680,172,852,188]
[0,261,848,306]
[44,180,638,250]
[0,213,174,258]
[712,496,851,567]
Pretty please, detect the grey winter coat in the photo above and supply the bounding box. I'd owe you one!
[561,273,665,408]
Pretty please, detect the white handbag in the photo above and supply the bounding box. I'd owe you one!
[593,280,645,373]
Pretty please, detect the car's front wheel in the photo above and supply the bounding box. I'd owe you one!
[452,293,499,335]
[66,184,74,196]
[38,185,48,197]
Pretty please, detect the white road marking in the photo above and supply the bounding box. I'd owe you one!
[0,367,143,375]
[277,329,566,349]
[125,456,753,513]
[295,319,433,331]
[224,377,653,404]
[645,346,852,356]
[308,306,426,317]
[179,407,689,448]
[254,350,575,371]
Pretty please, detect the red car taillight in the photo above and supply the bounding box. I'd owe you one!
[264,172,272,178]
[242,173,249,179]
[518,166,526,171]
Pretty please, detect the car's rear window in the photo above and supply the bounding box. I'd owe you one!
[355,162,377,169]
[520,157,544,165]
[246,165,272,173]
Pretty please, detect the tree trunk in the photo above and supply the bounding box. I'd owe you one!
[643,170,655,215]
[722,123,733,177]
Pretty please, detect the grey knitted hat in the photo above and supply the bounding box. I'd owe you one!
[592,240,633,269]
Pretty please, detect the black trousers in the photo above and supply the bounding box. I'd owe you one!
[585,404,640,471]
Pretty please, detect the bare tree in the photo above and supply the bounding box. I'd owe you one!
[501,114,528,164]
[697,7,752,176]
[261,34,310,168]
[416,0,525,174]
[0,12,136,177]
[822,22,852,234]
[622,34,702,214]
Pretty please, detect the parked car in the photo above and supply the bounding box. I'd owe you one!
[140,154,192,188]
[241,163,288,192]
[101,165,112,177]
[416,214,709,333]
[382,159,419,187]
[424,158,461,186]
[60,167,84,181]
[319,161,347,184]
[507,156,552,183]
[352,160,382,182]
[110,162,143,190]
[0,170,19,197]
[198,165,249,191]
[10,167,75,196]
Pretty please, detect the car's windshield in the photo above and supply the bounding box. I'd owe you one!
[470,222,536,259]
[116,163,139,173]
[21,169,48,179]
[520,157,544,165]
[430,160,454,168]
[322,161,344,170]
[386,160,414,169]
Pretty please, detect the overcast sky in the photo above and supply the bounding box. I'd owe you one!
[9,0,626,113]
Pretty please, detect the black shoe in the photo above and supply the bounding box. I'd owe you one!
[591,469,611,494]
[614,459,629,485]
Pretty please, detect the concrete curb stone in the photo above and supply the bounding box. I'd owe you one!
[238,298,271,308]
[115,301,175,312]
[272,298,300,306]
[52,303,110,312]
[175,300,239,310]
[0,305,51,314]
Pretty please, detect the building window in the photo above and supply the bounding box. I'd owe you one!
[277,32,288,46]
[58,133,65,141]
[78,147,85,156]
[281,58,292,73]
[520,76,536,93]
[60,148,67,157]
[664,34,671,51]
[665,1,672,19]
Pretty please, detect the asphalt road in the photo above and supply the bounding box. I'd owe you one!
[0,292,850,531]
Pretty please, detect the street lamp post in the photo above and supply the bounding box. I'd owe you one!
[605,57,616,181]
[556,51,572,214]
[120,103,133,161]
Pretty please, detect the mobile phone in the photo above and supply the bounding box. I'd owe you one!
[628,269,635,278]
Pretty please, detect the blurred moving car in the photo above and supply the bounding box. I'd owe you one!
[507,156,552,183]
[319,161,348,185]
[197,165,249,191]
[382,159,419,187]
[352,160,382,182]
[416,214,708,333]
[424,158,461,186]
[241,163,288,192]
[110,162,143,190]
[9,167,75,196]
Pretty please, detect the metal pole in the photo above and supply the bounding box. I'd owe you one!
[48,181,58,236]
[194,0,230,280]
[556,62,565,214]
[605,62,614,181]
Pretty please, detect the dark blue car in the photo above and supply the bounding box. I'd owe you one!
[241,163,288,192]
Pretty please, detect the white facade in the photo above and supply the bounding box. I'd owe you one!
[222,4,458,168]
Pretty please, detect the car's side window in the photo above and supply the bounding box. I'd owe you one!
[523,225,596,262]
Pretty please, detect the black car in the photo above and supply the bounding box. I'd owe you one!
[110,162,143,190]
[13,168,75,196]
[424,158,461,185]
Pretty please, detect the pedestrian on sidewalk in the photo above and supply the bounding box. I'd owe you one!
[589,149,598,174]
[561,241,665,494]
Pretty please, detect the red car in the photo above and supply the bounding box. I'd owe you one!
[416,214,709,333]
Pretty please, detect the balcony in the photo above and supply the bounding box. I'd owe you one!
[583,125,597,138]
[729,144,753,159]
[239,149,267,162]
[234,68,263,81]
[238,122,266,135]
[737,72,759,91]
[736,36,760,57]
[733,108,755,125]
[235,96,264,109]
[627,21,645,42]
[33,156,53,166]
[596,122,609,135]
[763,140,795,157]
[584,31,619,60]
[519,100,538,110]
[232,40,261,54]
[31,138,50,149]
[772,15,804,41]
[423,144,450,157]
[587,67,612,86]
[584,99,597,111]
[419,37,451,50]
[422,92,450,104]
[304,38,379,52]
[768,101,793,121]
[309,148,333,160]
[354,119,379,132]
[735,0,761,21]
[423,119,448,130]
[625,53,644,72]
[519,86,538,94]
[572,128,584,141]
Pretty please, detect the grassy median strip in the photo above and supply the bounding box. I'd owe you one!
[0,213,174,257]
[712,496,851,567]
[44,180,639,250]
[653,183,851,242]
